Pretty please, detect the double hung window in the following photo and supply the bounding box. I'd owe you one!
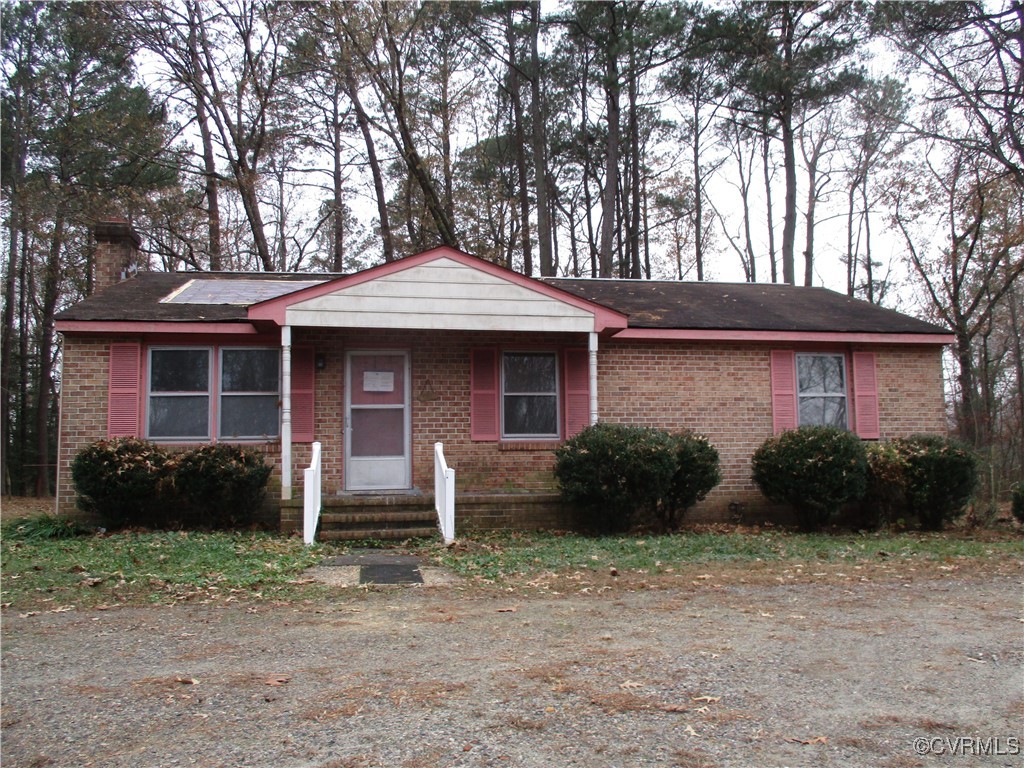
[502,351,559,439]
[796,353,847,428]
[147,347,280,440]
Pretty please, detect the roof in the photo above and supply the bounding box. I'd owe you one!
[56,264,948,338]
[545,278,947,335]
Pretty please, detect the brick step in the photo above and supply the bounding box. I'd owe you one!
[319,526,438,542]
[320,510,435,525]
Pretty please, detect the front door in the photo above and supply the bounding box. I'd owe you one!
[345,351,411,491]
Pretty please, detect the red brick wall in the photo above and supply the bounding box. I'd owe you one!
[57,330,948,525]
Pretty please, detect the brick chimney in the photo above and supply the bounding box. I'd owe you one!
[92,220,143,294]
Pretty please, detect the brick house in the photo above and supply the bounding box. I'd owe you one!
[55,222,953,536]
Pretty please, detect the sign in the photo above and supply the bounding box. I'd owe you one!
[364,371,395,393]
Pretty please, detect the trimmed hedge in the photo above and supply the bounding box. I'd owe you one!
[751,426,868,531]
[891,434,978,531]
[71,438,271,530]
[71,438,171,528]
[554,423,720,533]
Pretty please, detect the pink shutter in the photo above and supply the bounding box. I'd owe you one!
[108,342,141,437]
[563,348,590,438]
[470,348,499,441]
[770,350,798,433]
[291,346,315,443]
[852,351,880,439]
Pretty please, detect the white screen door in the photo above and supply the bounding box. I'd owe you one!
[345,351,411,490]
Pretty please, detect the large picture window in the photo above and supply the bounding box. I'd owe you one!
[797,353,847,428]
[502,351,559,438]
[147,347,280,441]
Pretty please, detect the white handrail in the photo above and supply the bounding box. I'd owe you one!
[303,441,322,545]
[434,441,455,545]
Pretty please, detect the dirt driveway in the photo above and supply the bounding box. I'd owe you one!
[2,564,1022,768]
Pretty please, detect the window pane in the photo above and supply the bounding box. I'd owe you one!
[799,396,847,428]
[222,349,279,392]
[220,395,279,438]
[798,355,844,394]
[149,395,209,438]
[504,353,556,393]
[351,409,405,457]
[504,395,557,436]
[151,350,208,392]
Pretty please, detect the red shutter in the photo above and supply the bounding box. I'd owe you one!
[470,347,499,441]
[108,342,141,437]
[291,346,316,443]
[563,347,590,438]
[852,351,880,439]
[770,350,798,433]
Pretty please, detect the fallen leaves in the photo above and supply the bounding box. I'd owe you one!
[265,675,291,686]
[786,735,829,745]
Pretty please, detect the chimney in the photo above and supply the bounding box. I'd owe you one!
[92,220,143,294]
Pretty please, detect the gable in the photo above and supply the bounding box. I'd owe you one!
[251,251,626,333]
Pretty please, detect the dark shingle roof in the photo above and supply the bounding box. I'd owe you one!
[546,279,947,335]
[57,269,947,337]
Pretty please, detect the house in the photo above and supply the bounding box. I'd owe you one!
[55,222,953,534]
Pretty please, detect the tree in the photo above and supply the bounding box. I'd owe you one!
[701,1,863,284]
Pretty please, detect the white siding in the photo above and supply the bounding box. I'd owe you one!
[284,257,596,332]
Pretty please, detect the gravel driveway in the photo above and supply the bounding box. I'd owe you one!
[2,565,1022,768]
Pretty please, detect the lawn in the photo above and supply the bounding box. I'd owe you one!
[3,513,1021,609]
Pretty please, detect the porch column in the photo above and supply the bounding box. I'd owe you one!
[281,325,292,500]
[588,331,599,425]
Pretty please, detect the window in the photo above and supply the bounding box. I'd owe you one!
[797,353,847,428]
[220,348,280,439]
[502,351,559,438]
[147,347,280,440]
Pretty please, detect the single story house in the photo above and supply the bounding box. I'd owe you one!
[55,222,953,535]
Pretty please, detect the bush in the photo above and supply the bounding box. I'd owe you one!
[751,426,868,531]
[71,438,170,527]
[1012,482,1024,524]
[555,423,678,533]
[661,432,721,530]
[891,434,978,531]
[171,444,272,528]
[864,441,909,528]
[554,423,721,533]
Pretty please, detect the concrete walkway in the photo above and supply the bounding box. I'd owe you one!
[310,550,460,587]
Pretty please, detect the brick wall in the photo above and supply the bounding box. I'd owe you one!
[57,329,948,526]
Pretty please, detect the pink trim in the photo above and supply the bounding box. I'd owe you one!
[58,321,259,335]
[612,328,953,345]
[247,247,628,332]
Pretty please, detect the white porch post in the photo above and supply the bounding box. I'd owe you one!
[281,324,292,500]
[588,331,599,425]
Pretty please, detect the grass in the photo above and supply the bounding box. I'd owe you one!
[2,520,329,609]
[417,528,1024,583]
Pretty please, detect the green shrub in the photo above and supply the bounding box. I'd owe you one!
[864,441,909,528]
[751,426,868,531]
[1012,482,1024,524]
[172,444,272,528]
[71,438,170,527]
[554,423,678,533]
[661,432,721,530]
[891,434,978,531]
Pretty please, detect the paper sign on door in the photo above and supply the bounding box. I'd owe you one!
[363,371,395,393]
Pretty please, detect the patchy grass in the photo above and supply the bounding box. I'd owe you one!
[418,528,1024,584]
[1,525,329,609]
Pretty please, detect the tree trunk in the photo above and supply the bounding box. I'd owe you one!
[761,128,776,283]
[34,213,65,496]
[506,8,532,276]
[692,101,704,282]
[627,34,642,280]
[598,4,621,279]
[529,1,553,276]
[187,1,221,270]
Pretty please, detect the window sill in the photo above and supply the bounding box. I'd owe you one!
[499,440,561,451]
